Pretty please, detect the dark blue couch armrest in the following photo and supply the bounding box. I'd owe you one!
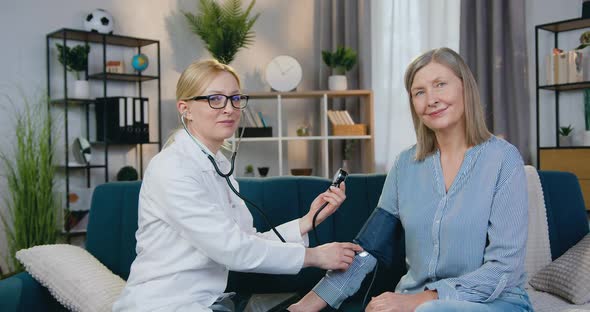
[0,272,66,312]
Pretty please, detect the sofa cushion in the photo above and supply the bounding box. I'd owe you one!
[538,171,589,260]
[527,287,590,312]
[16,244,125,312]
[529,234,590,305]
[85,181,141,280]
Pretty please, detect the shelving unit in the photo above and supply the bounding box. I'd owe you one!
[230,90,374,178]
[535,17,590,210]
[46,28,162,229]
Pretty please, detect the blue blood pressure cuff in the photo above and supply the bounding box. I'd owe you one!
[353,207,402,267]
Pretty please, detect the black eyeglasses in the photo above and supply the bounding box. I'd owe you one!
[188,94,249,110]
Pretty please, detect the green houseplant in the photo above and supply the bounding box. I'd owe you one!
[56,43,90,98]
[244,164,254,177]
[0,91,60,272]
[321,46,358,90]
[183,0,260,64]
[559,124,574,147]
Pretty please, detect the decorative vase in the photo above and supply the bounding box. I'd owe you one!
[257,167,269,177]
[328,75,347,91]
[559,135,573,147]
[73,80,89,99]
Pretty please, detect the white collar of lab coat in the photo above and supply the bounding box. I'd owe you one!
[174,130,231,173]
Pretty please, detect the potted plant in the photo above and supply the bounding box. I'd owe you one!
[0,91,60,272]
[559,124,574,147]
[183,0,260,65]
[244,164,254,177]
[322,46,358,90]
[342,140,355,171]
[56,43,90,98]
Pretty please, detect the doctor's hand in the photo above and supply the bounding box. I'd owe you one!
[300,182,346,235]
[303,242,362,270]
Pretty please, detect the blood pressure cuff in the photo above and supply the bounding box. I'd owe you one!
[353,207,402,267]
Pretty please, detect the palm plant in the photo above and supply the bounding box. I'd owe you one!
[183,0,260,64]
[0,91,59,272]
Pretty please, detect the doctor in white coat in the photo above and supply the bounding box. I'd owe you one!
[113,59,362,312]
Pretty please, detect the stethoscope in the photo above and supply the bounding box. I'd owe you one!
[180,111,287,242]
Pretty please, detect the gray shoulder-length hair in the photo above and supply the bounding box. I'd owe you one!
[403,47,491,161]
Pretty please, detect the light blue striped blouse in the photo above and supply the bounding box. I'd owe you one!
[313,136,529,308]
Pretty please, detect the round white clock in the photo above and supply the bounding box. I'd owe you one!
[265,55,303,92]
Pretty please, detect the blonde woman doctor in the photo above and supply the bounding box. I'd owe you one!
[113,59,361,312]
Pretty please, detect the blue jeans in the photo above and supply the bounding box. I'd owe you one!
[415,288,533,312]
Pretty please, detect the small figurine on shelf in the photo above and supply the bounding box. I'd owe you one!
[106,60,124,73]
[296,123,310,136]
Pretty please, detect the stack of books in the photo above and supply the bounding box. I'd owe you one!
[327,110,366,136]
[238,106,272,137]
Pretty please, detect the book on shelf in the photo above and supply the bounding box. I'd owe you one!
[328,110,355,125]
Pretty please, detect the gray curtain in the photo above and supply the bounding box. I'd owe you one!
[460,0,531,163]
[315,0,371,173]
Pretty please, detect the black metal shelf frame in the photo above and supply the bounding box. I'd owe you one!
[46,28,162,212]
[535,18,590,167]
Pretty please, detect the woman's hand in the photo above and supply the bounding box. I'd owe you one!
[300,183,346,235]
[365,291,437,312]
[304,242,362,270]
[287,291,327,312]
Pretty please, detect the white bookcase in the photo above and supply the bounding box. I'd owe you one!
[230,90,374,178]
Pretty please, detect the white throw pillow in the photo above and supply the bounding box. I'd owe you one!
[16,244,125,312]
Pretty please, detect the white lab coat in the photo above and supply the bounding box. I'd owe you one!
[113,130,308,312]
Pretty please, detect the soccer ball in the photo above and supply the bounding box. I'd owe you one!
[84,9,114,34]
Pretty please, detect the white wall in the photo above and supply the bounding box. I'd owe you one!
[0,0,323,273]
[526,0,587,165]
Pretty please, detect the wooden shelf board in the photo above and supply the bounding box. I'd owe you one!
[539,81,590,91]
[47,28,158,47]
[50,98,94,105]
[88,73,158,82]
[247,90,372,99]
[230,135,373,142]
[537,17,590,32]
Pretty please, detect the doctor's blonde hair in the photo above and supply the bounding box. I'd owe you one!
[404,47,491,161]
[164,59,242,148]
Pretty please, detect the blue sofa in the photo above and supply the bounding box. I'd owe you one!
[0,171,588,311]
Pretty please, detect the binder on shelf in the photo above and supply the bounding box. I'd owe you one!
[96,96,150,144]
[142,98,150,143]
[96,96,125,143]
[126,97,134,142]
[134,98,142,143]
